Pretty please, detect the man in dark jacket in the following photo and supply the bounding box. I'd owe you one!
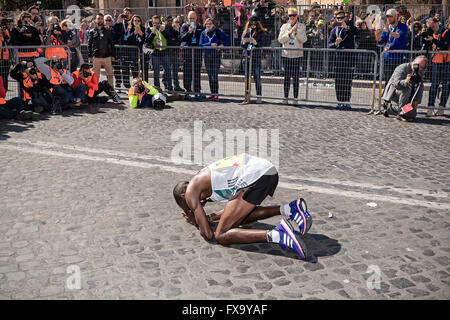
[163,16,183,92]
[180,11,205,99]
[327,10,359,110]
[9,11,42,61]
[88,13,116,87]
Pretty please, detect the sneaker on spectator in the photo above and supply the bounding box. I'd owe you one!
[112,95,122,104]
[434,107,444,116]
[283,98,289,105]
[31,112,40,121]
[256,97,262,104]
[196,94,206,100]
[344,104,352,110]
[426,107,434,117]
[17,110,33,121]
[174,86,184,92]
[239,99,250,105]
[185,94,192,100]
[336,103,343,110]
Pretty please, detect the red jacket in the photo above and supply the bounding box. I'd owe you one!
[71,69,99,98]
[0,76,5,104]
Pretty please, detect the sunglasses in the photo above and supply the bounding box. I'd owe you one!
[288,14,297,17]
[335,16,345,20]
[105,19,112,21]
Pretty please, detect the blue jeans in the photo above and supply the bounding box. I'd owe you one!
[139,93,153,108]
[204,54,220,95]
[52,84,74,105]
[0,98,25,119]
[152,53,172,90]
[243,56,262,96]
[73,83,86,102]
[428,62,450,108]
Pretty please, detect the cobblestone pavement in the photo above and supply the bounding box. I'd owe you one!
[0,97,449,300]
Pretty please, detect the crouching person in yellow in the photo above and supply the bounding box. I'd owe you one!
[128,77,166,109]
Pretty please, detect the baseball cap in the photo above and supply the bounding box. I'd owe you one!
[386,9,397,17]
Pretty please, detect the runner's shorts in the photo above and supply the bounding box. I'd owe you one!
[241,167,279,205]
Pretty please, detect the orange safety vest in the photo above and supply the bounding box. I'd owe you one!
[432,29,450,63]
[49,67,68,86]
[22,71,43,101]
[0,97,5,104]
[72,69,97,98]
[0,29,10,60]
[128,86,144,102]
[45,34,68,59]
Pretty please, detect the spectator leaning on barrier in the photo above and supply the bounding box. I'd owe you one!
[88,13,116,89]
[278,7,307,105]
[0,75,35,120]
[423,18,450,117]
[10,12,42,60]
[382,55,427,122]
[240,16,266,105]
[327,10,359,111]
[199,17,230,101]
[146,15,172,93]
[375,8,408,83]
[71,63,121,105]
[61,20,81,73]
[128,77,165,109]
[163,16,183,93]
[180,11,205,100]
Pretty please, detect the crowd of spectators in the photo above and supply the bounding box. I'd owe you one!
[0,2,449,120]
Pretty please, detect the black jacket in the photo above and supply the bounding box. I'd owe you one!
[164,25,181,47]
[10,63,51,97]
[9,25,41,47]
[87,27,115,58]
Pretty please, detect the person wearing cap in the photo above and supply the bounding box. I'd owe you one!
[375,8,408,84]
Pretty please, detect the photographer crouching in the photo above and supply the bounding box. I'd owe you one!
[71,63,122,105]
[128,77,166,109]
[382,55,427,122]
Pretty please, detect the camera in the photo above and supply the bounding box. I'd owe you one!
[82,70,92,78]
[0,18,12,28]
[136,83,146,94]
[52,23,62,32]
[410,63,422,84]
[120,14,127,19]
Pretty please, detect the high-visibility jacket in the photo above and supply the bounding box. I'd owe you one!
[0,30,10,60]
[49,67,68,85]
[22,71,43,101]
[432,29,450,63]
[18,48,41,58]
[45,34,68,59]
[128,81,159,108]
[71,69,99,98]
[0,76,6,104]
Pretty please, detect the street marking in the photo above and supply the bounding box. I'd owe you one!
[1,141,449,211]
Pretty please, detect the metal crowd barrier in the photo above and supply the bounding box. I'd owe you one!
[0,45,71,101]
[79,44,142,93]
[378,49,450,111]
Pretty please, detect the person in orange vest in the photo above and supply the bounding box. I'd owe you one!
[71,63,122,104]
[44,22,68,60]
[10,60,53,113]
[0,16,11,92]
[424,18,450,117]
[9,12,42,61]
[35,56,75,107]
[0,75,35,120]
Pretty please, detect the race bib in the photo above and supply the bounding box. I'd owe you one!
[156,38,162,47]
[384,41,391,51]
[191,37,197,44]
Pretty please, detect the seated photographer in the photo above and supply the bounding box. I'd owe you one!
[35,56,75,107]
[0,75,35,121]
[128,77,166,109]
[423,18,450,117]
[71,63,122,105]
[10,60,53,113]
[382,55,427,122]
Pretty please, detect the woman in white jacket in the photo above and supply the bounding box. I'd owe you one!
[277,8,307,105]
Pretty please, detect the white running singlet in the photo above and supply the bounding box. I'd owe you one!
[208,154,275,202]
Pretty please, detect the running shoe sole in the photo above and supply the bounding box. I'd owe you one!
[290,198,313,236]
[280,219,308,259]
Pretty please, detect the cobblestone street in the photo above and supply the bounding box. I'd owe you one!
[0,98,449,300]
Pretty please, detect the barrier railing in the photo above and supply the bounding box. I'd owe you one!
[378,49,450,111]
[0,45,71,101]
[79,44,142,92]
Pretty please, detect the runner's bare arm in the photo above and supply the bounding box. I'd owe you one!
[186,189,214,241]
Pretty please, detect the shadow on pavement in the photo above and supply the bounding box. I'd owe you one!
[225,221,341,263]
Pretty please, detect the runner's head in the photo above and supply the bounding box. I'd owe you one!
[173,180,189,211]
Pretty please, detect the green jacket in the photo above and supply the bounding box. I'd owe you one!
[128,81,159,108]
